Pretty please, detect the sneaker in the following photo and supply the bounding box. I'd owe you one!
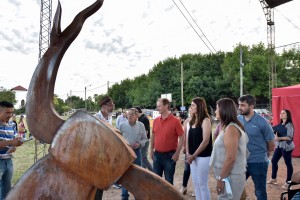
[113,183,121,189]
[179,186,187,195]
[267,178,277,184]
[282,183,290,190]
[192,190,195,197]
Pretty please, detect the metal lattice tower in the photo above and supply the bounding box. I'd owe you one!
[259,0,277,109]
[34,0,52,163]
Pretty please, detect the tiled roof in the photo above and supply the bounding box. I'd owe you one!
[11,85,28,91]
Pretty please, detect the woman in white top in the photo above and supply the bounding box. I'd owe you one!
[210,98,249,200]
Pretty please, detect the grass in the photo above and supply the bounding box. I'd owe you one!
[12,139,49,184]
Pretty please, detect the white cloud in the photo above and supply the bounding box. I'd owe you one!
[0,0,300,100]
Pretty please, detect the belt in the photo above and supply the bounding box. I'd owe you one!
[155,150,176,154]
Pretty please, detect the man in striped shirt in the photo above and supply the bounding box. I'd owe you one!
[0,101,23,199]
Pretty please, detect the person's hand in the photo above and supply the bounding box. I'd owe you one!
[150,150,154,160]
[6,146,16,154]
[275,133,280,141]
[182,147,186,154]
[10,137,23,147]
[186,154,195,164]
[171,152,179,162]
[216,180,225,195]
[131,142,141,149]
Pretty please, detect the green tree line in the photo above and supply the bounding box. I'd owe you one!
[1,43,299,114]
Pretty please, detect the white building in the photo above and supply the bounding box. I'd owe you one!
[11,85,27,109]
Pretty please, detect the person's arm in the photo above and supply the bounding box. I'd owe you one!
[277,123,294,141]
[216,125,240,194]
[150,131,155,160]
[186,118,211,164]
[171,119,184,162]
[138,124,148,148]
[172,135,183,161]
[0,138,23,149]
[267,140,275,152]
[182,119,188,154]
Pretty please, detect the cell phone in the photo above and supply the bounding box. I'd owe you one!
[21,138,33,143]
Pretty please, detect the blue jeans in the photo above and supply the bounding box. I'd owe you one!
[153,150,176,185]
[141,140,153,171]
[121,148,141,200]
[292,191,300,200]
[182,154,190,187]
[0,159,13,200]
[271,147,293,183]
[246,162,268,200]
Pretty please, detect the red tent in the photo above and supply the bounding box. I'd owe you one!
[272,84,300,157]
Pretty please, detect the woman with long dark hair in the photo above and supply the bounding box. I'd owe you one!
[267,109,294,189]
[210,98,249,199]
[186,97,212,200]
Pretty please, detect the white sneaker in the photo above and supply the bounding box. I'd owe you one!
[192,190,195,197]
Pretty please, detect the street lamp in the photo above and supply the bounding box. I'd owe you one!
[85,84,91,111]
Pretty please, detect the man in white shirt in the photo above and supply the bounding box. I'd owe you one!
[119,108,148,200]
[116,111,128,129]
[94,95,114,125]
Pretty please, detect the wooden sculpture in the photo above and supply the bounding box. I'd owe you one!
[6,0,184,199]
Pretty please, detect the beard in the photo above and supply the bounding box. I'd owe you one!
[239,107,250,116]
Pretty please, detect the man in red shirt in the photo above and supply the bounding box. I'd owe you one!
[150,98,184,184]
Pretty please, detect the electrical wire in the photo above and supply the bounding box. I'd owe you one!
[177,0,217,52]
[171,0,215,53]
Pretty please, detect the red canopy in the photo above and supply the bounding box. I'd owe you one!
[272,84,300,157]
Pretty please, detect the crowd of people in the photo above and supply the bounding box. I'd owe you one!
[0,93,296,200]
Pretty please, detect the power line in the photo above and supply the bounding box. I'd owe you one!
[177,0,217,52]
[171,0,215,53]
[276,41,300,49]
[275,8,300,32]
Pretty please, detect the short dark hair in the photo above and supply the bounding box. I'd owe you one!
[133,106,143,113]
[238,94,256,106]
[0,101,14,108]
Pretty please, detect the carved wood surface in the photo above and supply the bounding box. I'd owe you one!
[8,0,185,199]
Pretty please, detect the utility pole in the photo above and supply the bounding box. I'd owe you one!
[240,43,243,97]
[107,81,109,92]
[181,62,184,107]
[85,85,91,111]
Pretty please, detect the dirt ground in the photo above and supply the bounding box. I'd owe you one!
[102,152,300,200]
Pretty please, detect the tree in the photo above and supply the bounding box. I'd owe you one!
[53,95,69,115]
[0,90,17,105]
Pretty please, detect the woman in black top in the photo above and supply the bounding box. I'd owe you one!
[186,97,212,200]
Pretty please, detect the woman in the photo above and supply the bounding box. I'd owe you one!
[18,115,27,138]
[267,109,294,189]
[210,98,249,199]
[186,97,212,200]
[180,108,195,196]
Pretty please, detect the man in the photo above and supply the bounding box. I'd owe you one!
[150,98,184,184]
[238,94,275,200]
[134,106,152,171]
[93,95,119,199]
[119,108,148,200]
[94,95,114,125]
[0,101,23,199]
[115,111,128,129]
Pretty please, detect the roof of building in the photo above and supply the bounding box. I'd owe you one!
[11,85,28,91]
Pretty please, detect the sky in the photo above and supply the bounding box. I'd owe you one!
[0,0,300,100]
